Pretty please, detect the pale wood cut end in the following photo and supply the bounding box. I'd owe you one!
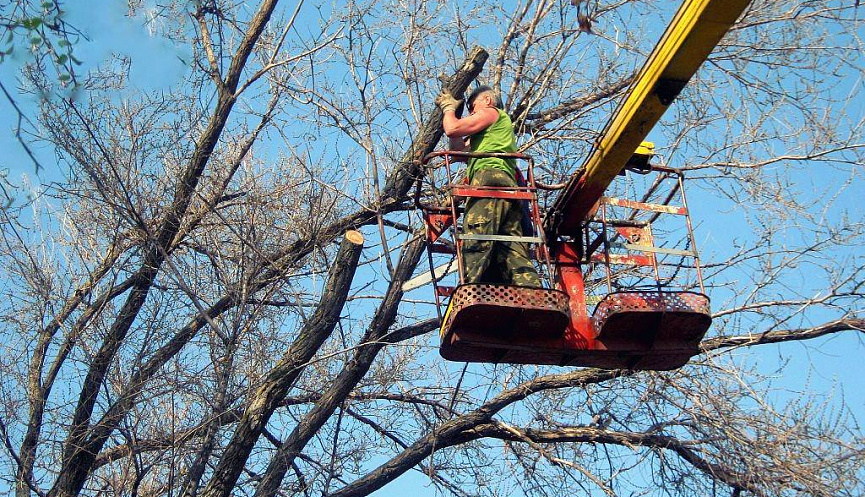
[345,230,365,246]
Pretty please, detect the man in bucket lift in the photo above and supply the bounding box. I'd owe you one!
[435,86,541,287]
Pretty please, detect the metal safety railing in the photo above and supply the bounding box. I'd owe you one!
[584,165,705,300]
[413,151,560,317]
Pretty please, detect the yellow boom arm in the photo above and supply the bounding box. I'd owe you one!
[546,0,751,237]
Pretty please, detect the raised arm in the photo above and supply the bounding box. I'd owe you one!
[435,91,499,138]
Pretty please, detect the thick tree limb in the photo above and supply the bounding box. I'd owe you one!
[466,423,767,497]
[327,317,863,497]
[326,368,627,497]
[252,236,427,497]
[382,46,488,202]
[47,3,283,497]
[192,230,364,497]
[700,318,864,352]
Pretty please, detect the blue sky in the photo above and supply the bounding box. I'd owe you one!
[1,1,862,496]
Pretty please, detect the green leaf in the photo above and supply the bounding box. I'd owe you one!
[56,54,68,64]
[58,73,71,82]
[58,39,70,47]
[21,17,42,29]
[42,1,54,8]
[30,35,42,46]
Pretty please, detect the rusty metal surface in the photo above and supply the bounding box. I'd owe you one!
[602,196,687,215]
[439,285,572,363]
[451,186,535,200]
[438,289,712,370]
[439,282,710,371]
[440,287,700,370]
[441,284,570,339]
[423,212,453,243]
[592,291,710,326]
[591,291,712,363]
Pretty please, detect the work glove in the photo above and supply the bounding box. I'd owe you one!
[435,91,462,113]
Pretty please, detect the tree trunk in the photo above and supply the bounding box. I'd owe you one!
[198,230,364,497]
[252,236,426,497]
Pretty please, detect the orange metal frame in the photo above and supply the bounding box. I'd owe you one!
[415,150,557,290]
[417,155,712,369]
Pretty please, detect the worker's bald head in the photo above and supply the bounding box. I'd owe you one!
[467,85,503,111]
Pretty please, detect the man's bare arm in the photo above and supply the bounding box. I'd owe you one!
[442,107,498,137]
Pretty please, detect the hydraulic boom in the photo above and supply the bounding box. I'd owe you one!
[545,0,751,238]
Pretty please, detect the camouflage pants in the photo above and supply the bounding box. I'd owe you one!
[462,168,541,287]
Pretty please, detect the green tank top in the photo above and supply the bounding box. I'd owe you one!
[468,109,517,181]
